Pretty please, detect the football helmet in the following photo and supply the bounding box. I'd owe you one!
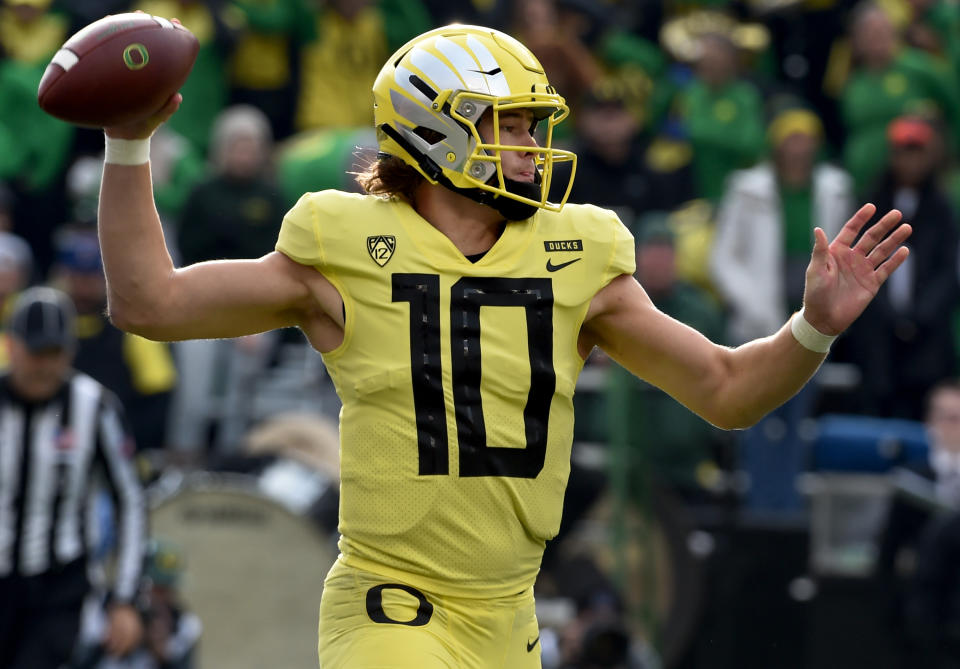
[372,24,576,219]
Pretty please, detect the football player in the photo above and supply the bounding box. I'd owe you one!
[97,24,910,669]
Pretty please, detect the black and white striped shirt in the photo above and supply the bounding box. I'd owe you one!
[0,371,145,601]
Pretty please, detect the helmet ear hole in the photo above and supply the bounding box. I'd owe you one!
[412,126,446,145]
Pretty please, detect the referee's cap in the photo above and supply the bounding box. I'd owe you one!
[7,286,77,352]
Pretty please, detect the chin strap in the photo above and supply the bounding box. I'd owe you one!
[447,176,540,221]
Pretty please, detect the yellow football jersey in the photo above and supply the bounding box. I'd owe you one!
[276,190,634,598]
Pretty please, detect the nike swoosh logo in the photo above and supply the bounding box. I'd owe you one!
[468,67,502,76]
[526,635,540,652]
[546,258,581,272]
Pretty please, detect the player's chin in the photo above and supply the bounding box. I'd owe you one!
[503,177,540,199]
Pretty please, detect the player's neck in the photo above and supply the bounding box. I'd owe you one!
[412,182,506,256]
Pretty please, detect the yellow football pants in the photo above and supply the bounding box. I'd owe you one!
[318,559,543,668]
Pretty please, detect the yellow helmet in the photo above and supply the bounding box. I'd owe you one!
[372,24,576,219]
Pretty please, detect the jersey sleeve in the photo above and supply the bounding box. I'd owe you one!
[275,191,324,267]
[600,208,636,285]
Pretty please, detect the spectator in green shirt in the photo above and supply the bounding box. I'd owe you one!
[672,31,766,203]
[902,0,960,76]
[0,0,74,275]
[840,1,960,197]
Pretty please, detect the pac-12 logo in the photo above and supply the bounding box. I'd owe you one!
[367,235,396,267]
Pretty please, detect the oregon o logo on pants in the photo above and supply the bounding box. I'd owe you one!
[365,584,434,626]
[122,43,149,70]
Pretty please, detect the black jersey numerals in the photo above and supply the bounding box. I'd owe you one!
[392,274,448,475]
[392,274,556,479]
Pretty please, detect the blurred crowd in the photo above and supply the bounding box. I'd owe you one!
[2,0,960,667]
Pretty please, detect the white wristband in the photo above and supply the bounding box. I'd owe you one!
[104,135,150,166]
[790,309,837,353]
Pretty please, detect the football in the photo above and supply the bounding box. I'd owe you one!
[37,13,199,128]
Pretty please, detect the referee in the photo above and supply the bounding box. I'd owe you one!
[0,287,146,668]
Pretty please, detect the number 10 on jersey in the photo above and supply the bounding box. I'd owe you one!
[392,273,556,479]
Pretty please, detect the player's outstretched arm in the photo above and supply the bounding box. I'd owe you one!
[582,203,911,430]
[99,95,330,342]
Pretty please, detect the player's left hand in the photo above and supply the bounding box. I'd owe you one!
[104,602,144,657]
[801,203,911,335]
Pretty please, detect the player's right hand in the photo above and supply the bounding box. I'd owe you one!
[104,92,182,140]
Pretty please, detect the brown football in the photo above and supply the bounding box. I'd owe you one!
[37,13,199,128]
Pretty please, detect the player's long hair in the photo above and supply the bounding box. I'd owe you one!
[353,153,424,203]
